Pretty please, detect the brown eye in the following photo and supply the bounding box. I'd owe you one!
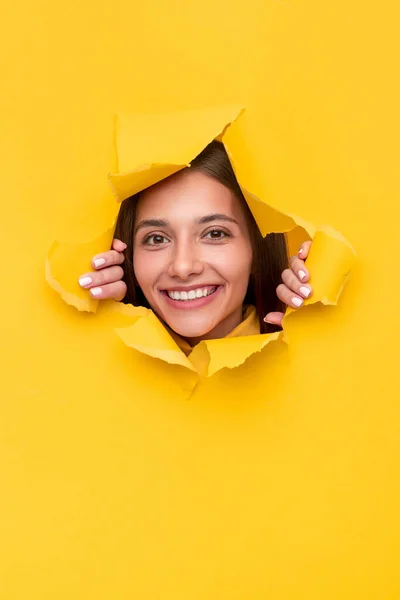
[205,229,229,240]
[145,234,169,246]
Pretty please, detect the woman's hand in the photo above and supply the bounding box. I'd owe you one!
[78,238,127,301]
[264,240,312,327]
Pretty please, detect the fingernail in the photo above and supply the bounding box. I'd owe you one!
[90,287,102,296]
[93,258,106,268]
[298,269,307,281]
[78,276,92,287]
[298,248,304,255]
[300,286,311,298]
[292,297,303,307]
[263,317,274,323]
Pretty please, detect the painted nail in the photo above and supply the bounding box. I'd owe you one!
[298,269,307,281]
[90,287,102,296]
[300,286,311,298]
[93,258,106,268]
[78,276,92,287]
[292,297,303,307]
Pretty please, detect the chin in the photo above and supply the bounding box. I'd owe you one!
[166,317,215,340]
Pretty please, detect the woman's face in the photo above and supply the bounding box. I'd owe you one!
[133,170,253,342]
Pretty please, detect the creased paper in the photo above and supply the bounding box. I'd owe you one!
[47,106,355,380]
[46,227,115,312]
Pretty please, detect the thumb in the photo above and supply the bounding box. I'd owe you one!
[263,311,284,327]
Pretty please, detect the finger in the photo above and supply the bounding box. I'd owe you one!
[276,283,305,309]
[112,238,127,252]
[263,311,284,326]
[78,266,124,289]
[88,281,127,302]
[289,253,310,283]
[281,268,312,299]
[297,240,312,260]
[91,249,125,270]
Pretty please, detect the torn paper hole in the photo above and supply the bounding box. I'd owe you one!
[46,106,356,387]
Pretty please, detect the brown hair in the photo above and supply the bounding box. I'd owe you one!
[114,141,288,334]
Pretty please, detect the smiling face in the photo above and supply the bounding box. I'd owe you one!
[133,169,253,343]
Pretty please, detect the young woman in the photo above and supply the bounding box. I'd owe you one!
[78,141,312,348]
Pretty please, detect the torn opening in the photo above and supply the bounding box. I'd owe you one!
[46,106,355,386]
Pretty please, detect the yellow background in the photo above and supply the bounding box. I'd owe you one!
[1,0,399,598]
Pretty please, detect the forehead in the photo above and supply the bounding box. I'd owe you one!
[137,170,245,221]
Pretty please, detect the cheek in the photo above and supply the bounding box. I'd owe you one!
[133,248,157,292]
[211,242,252,288]
[133,246,173,295]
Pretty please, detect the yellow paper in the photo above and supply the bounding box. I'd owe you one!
[189,332,281,378]
[109,107,244,200]
[46,227,116,312]
[2,0,400,597]
[116,310,196,371]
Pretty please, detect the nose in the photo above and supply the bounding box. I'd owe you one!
[167,239,204,280]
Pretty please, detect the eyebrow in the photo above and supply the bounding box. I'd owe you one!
[135,219,168,233]
[198,213,239,225]
[135,213,239,233]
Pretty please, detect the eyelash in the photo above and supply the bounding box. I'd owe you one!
[142,228,231,246]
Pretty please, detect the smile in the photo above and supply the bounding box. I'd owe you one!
[166,286,217,301]
[161,285,222,309]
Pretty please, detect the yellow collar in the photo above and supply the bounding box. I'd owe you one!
[169,305,260,357]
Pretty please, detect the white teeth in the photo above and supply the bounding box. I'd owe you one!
[166,286,217,301]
